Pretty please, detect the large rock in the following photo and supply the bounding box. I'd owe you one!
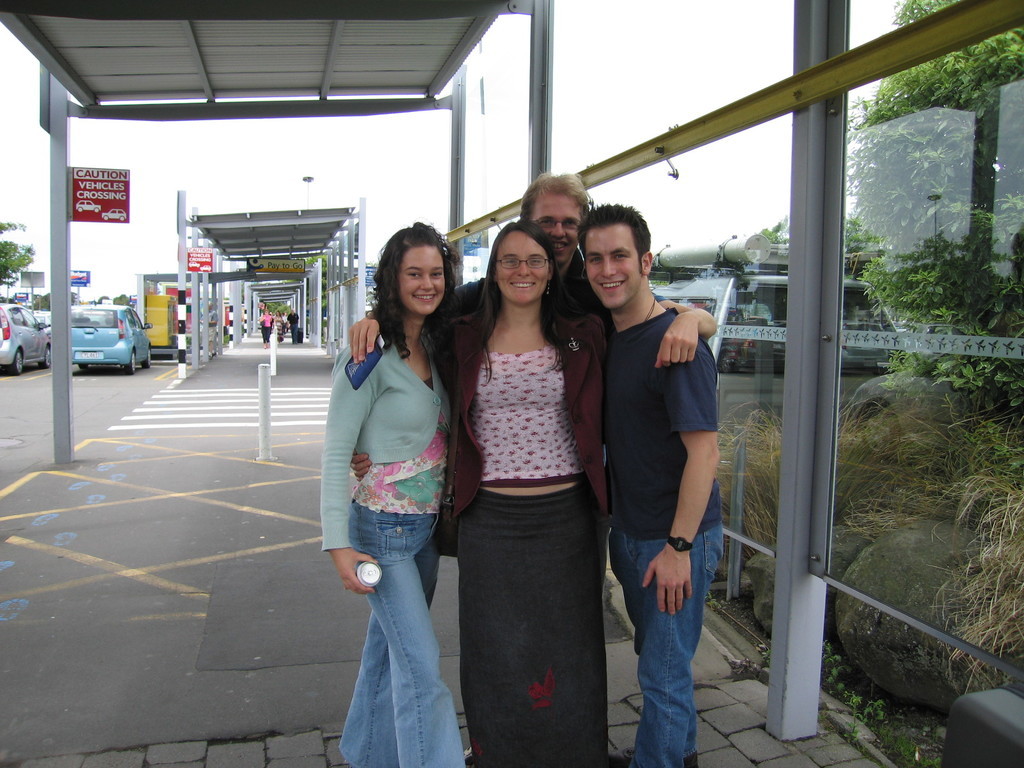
[825,527,872,640]
[746,552,775,635]
[744,527,870,639]
[835,519,979,712]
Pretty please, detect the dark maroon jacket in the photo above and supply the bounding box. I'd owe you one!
[450,312,608,518]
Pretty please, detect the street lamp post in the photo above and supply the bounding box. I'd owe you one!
[302,176,314,209]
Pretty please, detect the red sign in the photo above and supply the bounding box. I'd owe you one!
[70,167,130,223]
[187,248,215,273]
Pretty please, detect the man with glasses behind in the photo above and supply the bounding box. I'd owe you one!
[349,172,717,365]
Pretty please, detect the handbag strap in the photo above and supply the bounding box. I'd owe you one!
[441,373,459,517]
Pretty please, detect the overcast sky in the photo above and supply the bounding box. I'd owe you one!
[0,1,896,300]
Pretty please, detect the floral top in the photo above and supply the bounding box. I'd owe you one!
[353,413,448,514]
[471,346,583,483]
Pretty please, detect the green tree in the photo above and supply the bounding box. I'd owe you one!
[758,215,883,252]
[759,217,789,244]
[849,0,1024,414]
[0,222,36,288]
[113,294,130,306]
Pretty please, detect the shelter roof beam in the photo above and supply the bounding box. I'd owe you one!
[69,95,450,120]
[180,20,214,100]
[319,20,345,99]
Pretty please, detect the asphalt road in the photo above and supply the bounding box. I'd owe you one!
[0,344,451,761]
[1,359,180,483]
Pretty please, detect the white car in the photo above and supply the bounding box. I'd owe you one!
[101,208,128,221]
[76,199,102,212]
[0,304,52,375]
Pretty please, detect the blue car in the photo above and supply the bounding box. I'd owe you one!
[71,305,152,374]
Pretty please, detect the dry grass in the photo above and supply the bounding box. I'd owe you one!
[720,402,1024,679]
[719,411,782,546]
[950,428,1024,683]
[835,404,962,537]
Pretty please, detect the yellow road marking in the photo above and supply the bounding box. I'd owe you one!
[0,471,320,526]
[0,537,321,602]
[5,536,209,599]
[0,370,52,382]
[0,472,41,503]
[73,436,322,471]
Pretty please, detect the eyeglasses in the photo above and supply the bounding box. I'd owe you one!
[497,256,550,270]
[535,217,580,232]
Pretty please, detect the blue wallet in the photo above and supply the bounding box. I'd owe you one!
[344,344,382,390]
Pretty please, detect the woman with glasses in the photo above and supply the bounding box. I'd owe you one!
[450,220,608,767]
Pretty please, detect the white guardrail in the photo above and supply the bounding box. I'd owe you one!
[719,327,1024,360]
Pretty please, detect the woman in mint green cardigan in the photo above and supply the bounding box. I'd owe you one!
[320,222,463,768]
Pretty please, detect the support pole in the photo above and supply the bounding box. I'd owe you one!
[527,0,554,180]
[270,325,278,376]
[256,363,275,461]
[46,72,73,464]
[176,191,188,379]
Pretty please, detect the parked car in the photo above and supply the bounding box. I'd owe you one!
[0,304,52,375]
[71,304,152,374]
[33,309,52,328]
[659,274,894,373]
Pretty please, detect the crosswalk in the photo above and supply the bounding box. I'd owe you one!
[108,386,331,431]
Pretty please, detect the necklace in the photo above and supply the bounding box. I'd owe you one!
[643,296,657,323]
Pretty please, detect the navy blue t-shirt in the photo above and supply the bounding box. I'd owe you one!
[604,309,722,539]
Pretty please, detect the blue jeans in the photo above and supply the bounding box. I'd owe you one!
[339,503,463,768]
[609,524,724,768]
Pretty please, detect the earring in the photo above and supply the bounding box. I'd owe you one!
[545,281,551,295]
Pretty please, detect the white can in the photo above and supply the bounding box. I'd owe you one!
[356,561,382,587]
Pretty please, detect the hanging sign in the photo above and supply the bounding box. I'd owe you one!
[70,167,130,223]
[187,248,215,273]
[246,258,305,273]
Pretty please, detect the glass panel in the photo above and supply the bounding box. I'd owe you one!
[838,21,1024,683]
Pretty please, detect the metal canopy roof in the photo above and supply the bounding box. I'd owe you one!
[191,208,356,260]
[0,1,516,257]
[0,0,512,120]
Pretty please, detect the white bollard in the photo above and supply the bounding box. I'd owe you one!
[270,326,278,376]
[257,363,276,461]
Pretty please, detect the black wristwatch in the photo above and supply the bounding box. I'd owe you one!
[666,535,693,552]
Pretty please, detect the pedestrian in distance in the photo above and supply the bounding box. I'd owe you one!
[260,308,274,349]
[582,204,724,768]
[319,222,465,768]
[287,308,300,343]
[274,311,287,344]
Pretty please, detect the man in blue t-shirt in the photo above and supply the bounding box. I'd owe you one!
[581,203,724,768]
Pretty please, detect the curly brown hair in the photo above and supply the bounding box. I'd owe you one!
[372,222,459,360]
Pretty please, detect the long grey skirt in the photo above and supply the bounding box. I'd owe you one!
[458,485,607,768]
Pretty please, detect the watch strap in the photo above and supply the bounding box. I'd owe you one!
[667,535,693,552]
